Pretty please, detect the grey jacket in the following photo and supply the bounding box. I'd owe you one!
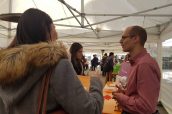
[0,42,103,114]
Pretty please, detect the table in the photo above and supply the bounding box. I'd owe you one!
[78,75,90,91]
[78,76,121,114]
[103,82,121,114]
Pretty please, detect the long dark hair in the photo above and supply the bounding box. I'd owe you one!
[69,42,83,75]
[70,42,83,59]
[8,8,53,48]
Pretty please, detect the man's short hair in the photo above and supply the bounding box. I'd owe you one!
[109,52,114,56]
[129,26,147,46]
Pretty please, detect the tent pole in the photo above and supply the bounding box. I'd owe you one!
[66,5,82,27]
[81,0,84,27]
[158,34,163,103]
[0,25,8,30]
[8,0,12,40]
[58,0,81,14]
[85,13,172,17]
[84,17,99,38]
[84,3,172,27]
[160,19,172,34]
[0,33,8,37]
[157,25,163,77]
[58,0,82,27]
[157,37,163,73]
[53,15,80,22]
[54,24,82,28]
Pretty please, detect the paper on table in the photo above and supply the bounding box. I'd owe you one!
[104,85,115,90]
[104,84,117,93]
[108,83,116,87]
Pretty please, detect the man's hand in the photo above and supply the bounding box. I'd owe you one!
[115,84,125,93]
[112,84,125,100]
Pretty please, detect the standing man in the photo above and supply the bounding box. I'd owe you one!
[104,52,114,81]
[91,54,99,71]
[101,53,108,76]
[113,26,161,114]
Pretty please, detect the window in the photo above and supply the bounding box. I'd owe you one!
[162,38,172,80]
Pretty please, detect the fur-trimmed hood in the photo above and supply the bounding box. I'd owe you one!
[0,41,68,85]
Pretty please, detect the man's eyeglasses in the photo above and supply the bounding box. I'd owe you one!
[121,35,134,40]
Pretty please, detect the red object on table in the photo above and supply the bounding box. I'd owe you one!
[104,95,112,100]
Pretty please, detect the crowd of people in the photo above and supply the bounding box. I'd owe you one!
[0,8,161,114]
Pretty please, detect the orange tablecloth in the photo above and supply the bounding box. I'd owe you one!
[78,75,90,91]
[103,82,121,114]
[78,76,121,114]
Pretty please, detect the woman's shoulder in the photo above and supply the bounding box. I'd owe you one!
[54,58,76,73]
[56,59,71,68]
[59,58,70,63]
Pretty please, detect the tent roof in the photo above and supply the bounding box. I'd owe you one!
[0,0,172,52]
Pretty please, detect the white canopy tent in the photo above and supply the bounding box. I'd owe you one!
[0,0,172,52]
[0,0,172,113]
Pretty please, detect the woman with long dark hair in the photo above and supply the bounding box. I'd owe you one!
[0,8,103,114]
[70,42,84,75]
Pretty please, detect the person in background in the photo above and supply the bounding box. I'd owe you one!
[118,54,130,77]
[112,25,161,114]
[113,59,121,75]
[0,8,103,114]
[117,55,131,89]
[91,54,99,71]
[101,53,108,76]
[82,56,89,71]
[70,42,85,75]
[104,52,114,82]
